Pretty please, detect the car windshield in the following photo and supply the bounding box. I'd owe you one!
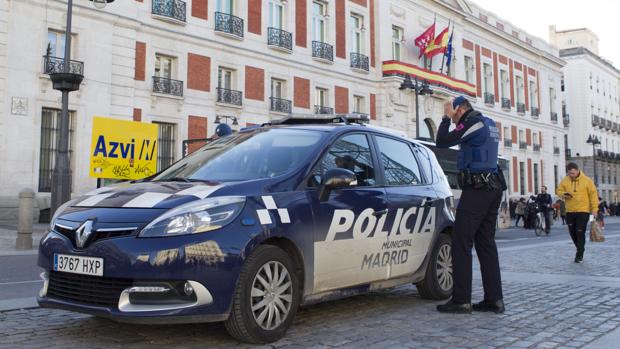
[152,128,324,182]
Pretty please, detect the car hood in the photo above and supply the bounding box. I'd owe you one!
[70,181,226,210]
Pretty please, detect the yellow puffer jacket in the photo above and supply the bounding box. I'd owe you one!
[555,172,599,213]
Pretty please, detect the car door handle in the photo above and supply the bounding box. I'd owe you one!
[373,209,388,217]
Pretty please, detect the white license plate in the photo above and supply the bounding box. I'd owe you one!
[54,254,104,276]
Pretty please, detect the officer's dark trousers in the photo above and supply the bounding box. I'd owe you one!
[565,212,589,258]
[452,187,503,304]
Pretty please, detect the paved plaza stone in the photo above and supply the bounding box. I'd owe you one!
[1,230,619,348]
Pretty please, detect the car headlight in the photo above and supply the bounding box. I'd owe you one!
[49,199,78,231]
[139,196,246,237]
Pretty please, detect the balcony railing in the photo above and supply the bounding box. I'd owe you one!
[217,87,243,106]
[43,55,84,76]
[614,123,619,133]
[517,102,526,114]
[270,97,292,114]
[563,114,570,127]
[554,147,561,155]
[592,114,599,127]
[152,76,183,96]
[267,27,292,51]
[314,105,334,114]
[215,12,244,39]
[531,107,540,118]
[504,139,512,147]
[152,0,186,23]
[565,149,571,158]
[350,52,369,72]
[484,92,495,105]
[533,144,541,152]
[519,141,527,149]
[312,41,334,62]
[607,120,613,130]
[501,98,511,109]
[550,112,558,123]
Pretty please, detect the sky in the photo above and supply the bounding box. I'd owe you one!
[469,0,620,67]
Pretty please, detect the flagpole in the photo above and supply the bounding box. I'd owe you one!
[428,15,436,70]
[439,20,450,74]
[446,22,455,76]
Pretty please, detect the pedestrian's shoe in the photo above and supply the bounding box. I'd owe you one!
[436,300,472,314]
[574,257,583,263]
[473,299,505,314]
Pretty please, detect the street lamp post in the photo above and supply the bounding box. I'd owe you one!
[587,134,601,186]
[214,115,240,128]
[49,0,115,215]
[399,74,433,139]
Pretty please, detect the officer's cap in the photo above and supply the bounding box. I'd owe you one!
[452,96,467,109]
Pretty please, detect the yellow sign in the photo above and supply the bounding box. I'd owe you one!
[89,116,158,180]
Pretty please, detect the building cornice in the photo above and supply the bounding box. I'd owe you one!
[559,47,620,76]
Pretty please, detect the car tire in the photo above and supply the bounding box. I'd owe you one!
[416,233,452,300]
[224,245,300,344]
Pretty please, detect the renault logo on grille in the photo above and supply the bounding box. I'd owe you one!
[75,220,94,248]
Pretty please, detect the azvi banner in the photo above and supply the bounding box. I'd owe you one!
[89,116,158,180]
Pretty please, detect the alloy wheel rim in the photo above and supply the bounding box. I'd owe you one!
[436,244,453,291]
[250,261,293,330]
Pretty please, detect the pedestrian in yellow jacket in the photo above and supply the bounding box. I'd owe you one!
[555,162,599,263]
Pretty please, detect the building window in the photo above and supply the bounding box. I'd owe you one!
[529,80,537,108]
[271,78,285,99]
[518,130,524,143]
[217,0,234,14]
[349,14,364,54]
[554,165,559,190]
[312,1,327,43]
[483,63,492,95]
[353,95,365,113]
[316,87,328,107]
[218,67,235,90]
[268,0,284,29]
[464,56,474,84]
[503,126,509,141]
[533,163,539,194]
[47,30,67,58]
[392,26,403,61]
[155,54,175,79]
[516,76,524,104]
[154,122,176,171]
[500,69,508,100]
[38,108,75,192]
[519,161,526,195]
[549,88,555,113]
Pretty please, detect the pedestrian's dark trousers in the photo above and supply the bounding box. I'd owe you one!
[515,214,524,226]
[452,187,503,304]
[565,212,589,258]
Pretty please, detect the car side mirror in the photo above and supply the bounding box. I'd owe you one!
[318,168,357,202]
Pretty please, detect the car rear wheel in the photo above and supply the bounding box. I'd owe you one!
[225,245,300,344]
[416,233,452,300]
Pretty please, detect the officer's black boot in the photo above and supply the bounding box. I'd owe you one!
[473,299,505,314]
[436,300,472,314]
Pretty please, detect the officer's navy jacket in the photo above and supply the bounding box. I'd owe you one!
[435,109,500,173]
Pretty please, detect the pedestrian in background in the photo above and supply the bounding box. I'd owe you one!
[556,162,599,263]
[597,198,608,228]
[536,186,553,235]
[515,198,526,227]
[435,96,505,314]
[559,199,566,225]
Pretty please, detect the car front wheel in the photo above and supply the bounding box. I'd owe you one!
[225,245,300,344]
[416,233,452,300]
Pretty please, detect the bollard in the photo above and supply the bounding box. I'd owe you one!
[16,188,35,249]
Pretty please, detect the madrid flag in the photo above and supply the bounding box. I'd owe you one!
[414,22,435,58]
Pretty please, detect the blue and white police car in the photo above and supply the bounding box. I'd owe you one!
[38,115,455,343]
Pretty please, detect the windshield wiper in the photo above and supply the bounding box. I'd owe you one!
[157,177,192,183]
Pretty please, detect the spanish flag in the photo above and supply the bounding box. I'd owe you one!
[424,26,450,57]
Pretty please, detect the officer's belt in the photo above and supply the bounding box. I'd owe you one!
[458,171,501,190]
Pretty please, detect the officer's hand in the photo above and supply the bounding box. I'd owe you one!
[444,101,457,120]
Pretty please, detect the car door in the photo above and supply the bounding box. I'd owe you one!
[373,135,437,279]
[307,132,390,293]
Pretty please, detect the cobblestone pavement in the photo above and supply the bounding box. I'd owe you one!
[1,235,619,348]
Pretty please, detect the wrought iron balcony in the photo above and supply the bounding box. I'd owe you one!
[607,120,613,130]
[312,41,334,62]
[614,123,619,133]
[267,27,292,51]
[565,149,571,158]
[314,105,334,115]
[554,147,561,155]
[152,76,183,96]
[501,98,511,109]
[152,0,186,23]
[484,92,495,105]
[550,112,558,123]
[592,114,599,126]
[533,144,541,152]
[215,12,244,39]
[350,52,369,71]
[531,106,540,118]
[519,141,527,149]
[504,139,512,147]
[217,87,243,106]
[517,102,526,114]
[563,114,570,127]
[270,97,292,114]
[43,55,84,76]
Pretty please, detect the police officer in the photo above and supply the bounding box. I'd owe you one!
[435,96,505,314]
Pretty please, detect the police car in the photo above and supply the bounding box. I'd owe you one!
[38,115,455,343]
